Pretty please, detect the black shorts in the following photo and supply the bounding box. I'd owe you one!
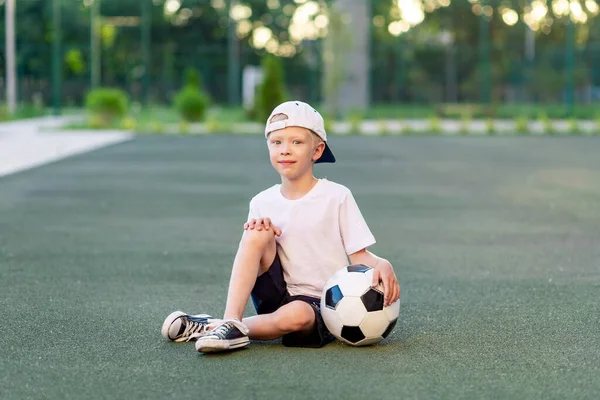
[250,253,334,348]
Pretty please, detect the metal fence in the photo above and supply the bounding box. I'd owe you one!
[2,0,600,112]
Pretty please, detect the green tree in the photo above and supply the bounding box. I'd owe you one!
[255,54,286,122]
[173,67,209,122]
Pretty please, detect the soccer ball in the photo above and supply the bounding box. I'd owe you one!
[320,264,400,346]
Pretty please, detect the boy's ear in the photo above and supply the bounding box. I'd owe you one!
[313,142,325,161]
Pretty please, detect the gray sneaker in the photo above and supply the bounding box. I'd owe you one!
[161,311,215,342]
[195,319,250,353]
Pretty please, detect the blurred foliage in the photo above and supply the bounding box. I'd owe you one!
[173,68,210,122]
[85,87,129,125]
[174,86,209,122]
[0,103,46,121]
[253,54,287,122]
[2,0,600,112]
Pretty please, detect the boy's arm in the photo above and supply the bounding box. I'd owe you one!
[349,249,400,307]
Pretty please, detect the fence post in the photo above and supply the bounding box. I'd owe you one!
[479,4,491,105]
[565,19,575,115]
[524,26,535,102]
[91,0,101,89]
[394,36,403,102]
[5,0,16,115]
[141,0,151,106]
[227,0,240,106]
[52,0,62,115]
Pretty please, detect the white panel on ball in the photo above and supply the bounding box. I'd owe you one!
[363,268,375,285]
[330,267,348,283]
[337,272,370,297]
[359,310,389,338]
[335,297,367,326]
[383,299,401,321]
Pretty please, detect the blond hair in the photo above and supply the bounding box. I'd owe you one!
[308,129,323,146]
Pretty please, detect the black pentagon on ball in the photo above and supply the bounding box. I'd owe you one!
[361,287,384,312]
[341,326,366,344]
[346,264,372,273]
[382,318,398,338]
[325,285,344,309]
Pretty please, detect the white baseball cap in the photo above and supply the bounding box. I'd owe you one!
[264,101,336,163]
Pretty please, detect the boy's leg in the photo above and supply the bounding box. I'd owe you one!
[196,229,331,352]
[242,300,315,340]
[222,228,278,321]
[194,228,278,353]
[196,301,318,353]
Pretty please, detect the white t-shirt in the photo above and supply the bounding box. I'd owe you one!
[247,178,376,298]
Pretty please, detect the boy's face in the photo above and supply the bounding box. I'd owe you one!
[267,126,325,181]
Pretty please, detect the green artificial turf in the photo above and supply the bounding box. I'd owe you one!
[1,135,599,399]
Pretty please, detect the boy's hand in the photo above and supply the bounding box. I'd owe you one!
[371,260,400,307]
[244,218,282,236]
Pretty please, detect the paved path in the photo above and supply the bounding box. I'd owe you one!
[0,117,132,178]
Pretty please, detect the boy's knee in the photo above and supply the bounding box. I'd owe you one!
[276,302,315,333]
[241,228,275,249]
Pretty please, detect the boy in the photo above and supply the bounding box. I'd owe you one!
[161,101,400,353]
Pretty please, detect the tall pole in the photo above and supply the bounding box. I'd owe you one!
[595,22,600,91]
[52,0,62,116]
[5,0,16,115]
[332,0,370,112]
[141,0,151,105]
[479,6,491,105]
[227,0,240,106]
[91,0,101,89]
[565,19,575,115]
[394,36,403,102]
[524,27,535,102]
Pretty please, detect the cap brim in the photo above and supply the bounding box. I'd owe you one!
[315,142,336,163]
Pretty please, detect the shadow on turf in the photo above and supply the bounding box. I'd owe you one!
[196,335,414,355]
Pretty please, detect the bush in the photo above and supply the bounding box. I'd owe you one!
[120,117,136,130]
[378,120,389,135]
[174,87,209,122]
[539,113,555,135]
[459,115,471,135]
[149,121,165,134]
[85,88,129,125]
[428,116,442,134]
[485,118,495,135]
[515,116,529,135]
[401,124,413,135]
[255,54,286,122]
[179,121,190,134]
[568,118,580,134]
[173,68,210,122]
[348,112,362,133]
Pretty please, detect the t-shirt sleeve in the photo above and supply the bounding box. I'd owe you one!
[247,198,260,220]
[339,190,376,255]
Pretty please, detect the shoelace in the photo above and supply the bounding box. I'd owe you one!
[210,319,249,338]
[211,322,235,338]
[178,318,209,342]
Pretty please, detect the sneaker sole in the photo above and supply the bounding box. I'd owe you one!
[195,337,250,353]
[161,311,212,341]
